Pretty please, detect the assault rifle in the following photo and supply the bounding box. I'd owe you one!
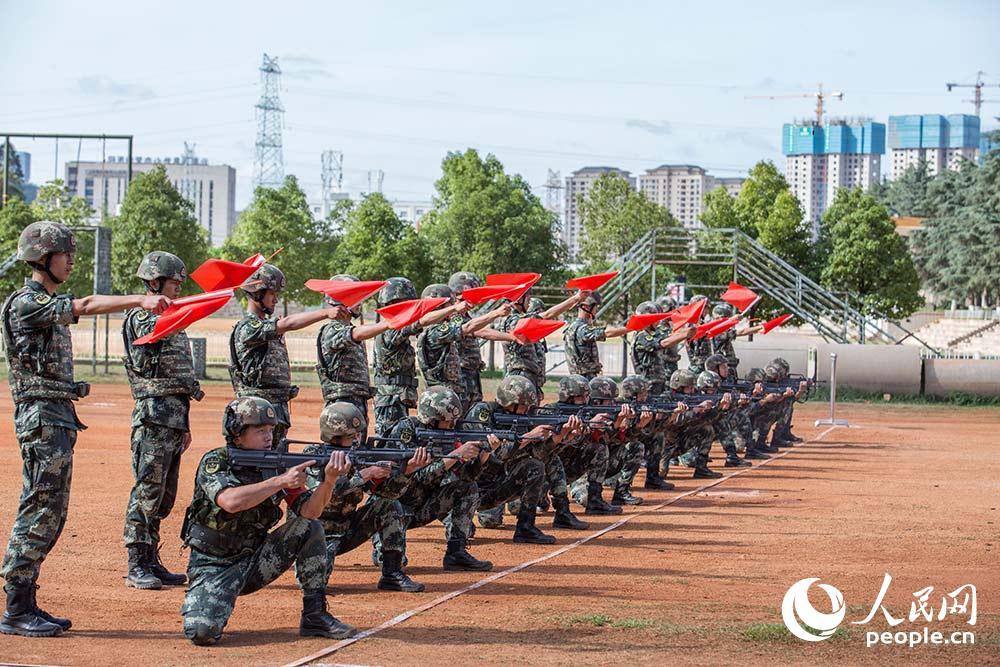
[228,442,460,479]
[369,427,522,450]
[462,409,610,434]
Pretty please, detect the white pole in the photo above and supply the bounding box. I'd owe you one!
[815,352,849,426]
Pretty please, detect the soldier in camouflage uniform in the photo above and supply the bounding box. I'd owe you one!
[771,357,806,444]
[229,264,344,449]
[180,397,356,645]
[315,274,392,424]
[299,402,428,592]
[630,301,695,395]
[465,375,580,543]
[449,272,516,407]
[416,284,509,409]
[373,277,468,436]
[121,252,205,591]
[379,386,494,571]
[562,292,629,380]
[709,302,764,380]
[1,222,170,638]
[654,295,682,378]
[665,369,730,480]
[683,296,712,375]
[588,376,650,507]
[617,374,687,493]
[697,368,752,468]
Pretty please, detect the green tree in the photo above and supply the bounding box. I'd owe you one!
[732,161,789,238]
[107,166,209,295]
[0,198,38,297]
[222,175,331,310]
[420,149,566,284]
[333,193,432,288]
[881,161,935,217]
[700,186,740,230]
[757,190,814,273]
[29,179,97,298]
[1,140,26,202]
[819,188,923,318]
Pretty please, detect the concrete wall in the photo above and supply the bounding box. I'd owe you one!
[924,359,1000,397]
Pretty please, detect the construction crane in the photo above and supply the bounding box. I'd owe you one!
[946,71,1000,117]
[746,83,843,125]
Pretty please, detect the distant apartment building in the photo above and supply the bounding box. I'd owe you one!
[783,119,885,229]
[638,165,746,229]
[392,200,434,228]
[65,153,237,246]
[888,114,981,179]
[563,166,634,259]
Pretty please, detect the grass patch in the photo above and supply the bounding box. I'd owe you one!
[810,385,1000,407]
[740,622,850,643]
[611,618,656,630]
[568,613,612,627]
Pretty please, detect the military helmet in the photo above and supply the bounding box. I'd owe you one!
[416,385,463,424]
[621,375,650,400]
[745,367,766,383]
[712,302,735,319]
[325,274,360,308]
[320,401,366,442]
[136,251,186,283]
[689,294,707,304]
[696,370,722,391]
[447,271,480,296]
[655,295,677,312]
[17,221,76,262]
[558,375,591,402]
[242,264,286,293]
[496,375,538,409]
[580,291,602,308]
[527,297,546,315]
[764,363,784,382]
[635,300,659,315]
[773,357,790,372]
[223,397,278,440]
[377,276,417,307]
[421,283,454,304]
[669,369,698,391]
[704,354,728,373]
[589,376,619,401]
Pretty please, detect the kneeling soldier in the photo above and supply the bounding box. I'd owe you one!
[180,397,356,646]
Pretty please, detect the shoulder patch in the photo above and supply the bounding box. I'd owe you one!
[136,310,151,321]
[478,410,490,422]
[400,429,413,444]
[351,416,362,428]
[438,322,451,332]
[204,458,221,474]
[34,293,52,305]
[249,319,263,329]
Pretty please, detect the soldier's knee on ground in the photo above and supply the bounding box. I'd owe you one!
[185,619,223,646]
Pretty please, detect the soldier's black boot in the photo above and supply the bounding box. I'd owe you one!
[150,544,187,586]
[724,454,752,468]
[551,496,589,530]
[300,590,357,639]
[584,481,623,515]
[30,585,71,631]
[513,508,557,544]
[611,485,644,506]
[744,447,770,460]
[771,429,794,447]
[0,584,63,637]
[443,539,493,572]
[780,424,803,442]
[693,457,723,479]
[756,432,780,453]
[126,545,162,590]
[643,464,674,490]
[378,551,425,592]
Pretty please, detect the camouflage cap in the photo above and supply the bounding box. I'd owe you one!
[589,376,619,401]
[377,276,417,307]
[223,396,278,439]
[654,295,677,312]
[421,283,454,304]
[325,274,360,308]
[689,294,707,303]
[635,300,659,315]
[527,297,546,315]
[704,354,728,373]
[669,369,698,391]
[319,401,366,442]
[696,370,722,391]
[496,375,538,409]
[558,375,591,402]
[447,271,480,296]
[17,221,76,262]
[136,251,187,283]
[242,264,286,294]
[416,385,463,424]
[621,375,650,400]
[764,363,784,382]
[712,302,735,319]
[744,367,766,383]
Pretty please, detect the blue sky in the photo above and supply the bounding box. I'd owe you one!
[4,0,998,209]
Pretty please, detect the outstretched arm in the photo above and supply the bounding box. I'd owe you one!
[73,294,169,317]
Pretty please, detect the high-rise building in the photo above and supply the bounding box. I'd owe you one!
[563,166,633,259]
[65,154,237,246]
[888,114,980,179]
[638,165,746,229]
[782,119,885,229]
[707,176,745,198]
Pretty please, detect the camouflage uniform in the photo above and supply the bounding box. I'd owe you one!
[563,317,606,379]
[416,317,464,400]
[457,313,485,407]
[658,322,681,379]
[373,323,423,436]
[316,319,373,420]
[685,336,713,376]
[497,310,546,395]
[631,330,667,395]
[1,277,85,587]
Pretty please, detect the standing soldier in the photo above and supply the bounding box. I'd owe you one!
[1,222,170,637]
[229,264,344,449]
[683,296,712,375]
[562,292,629,380]
[372,277,468,436]
[654,295,682,378]
[630,300,694,395]
[121,252,204,591]
[709,302,763,380]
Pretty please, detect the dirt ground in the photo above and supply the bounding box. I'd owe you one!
[0,386,996,666]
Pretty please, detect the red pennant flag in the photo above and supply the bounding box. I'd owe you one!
[513,317,565,343]
[485,272,541,287]
[626,312,671,332]
[190,259,259,292]
[565,271,619,291]
[377,297,449,330]
[693,317,728,340]
[762,313,793,334]
[305,279,387,308]
[706,316,741,338]
[134,294,232,345]
[459,284,523,305]
[720,282,759,313]
[243,253,266,268]
[669,298,707,329]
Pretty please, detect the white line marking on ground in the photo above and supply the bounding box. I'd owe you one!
[284,426,840,667]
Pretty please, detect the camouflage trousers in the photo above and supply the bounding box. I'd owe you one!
[676,424,715,466]
[461,368,484,409]
[123,423,185,547]
[752,404,783,445]
[558,440,608,505]
[315,498,405,587]
[716,409,752,456]
[374,391,410,437]
[0,424,75,586]
[271,400,290,450]
[475,457,545,525]
[181,517,327,641]
[604,439,644,490]
[374,479,477,561]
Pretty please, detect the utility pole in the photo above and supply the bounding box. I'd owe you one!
[320,149,343,214]
[253,54,285,189]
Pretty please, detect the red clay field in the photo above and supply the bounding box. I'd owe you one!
[0,385,997,666]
